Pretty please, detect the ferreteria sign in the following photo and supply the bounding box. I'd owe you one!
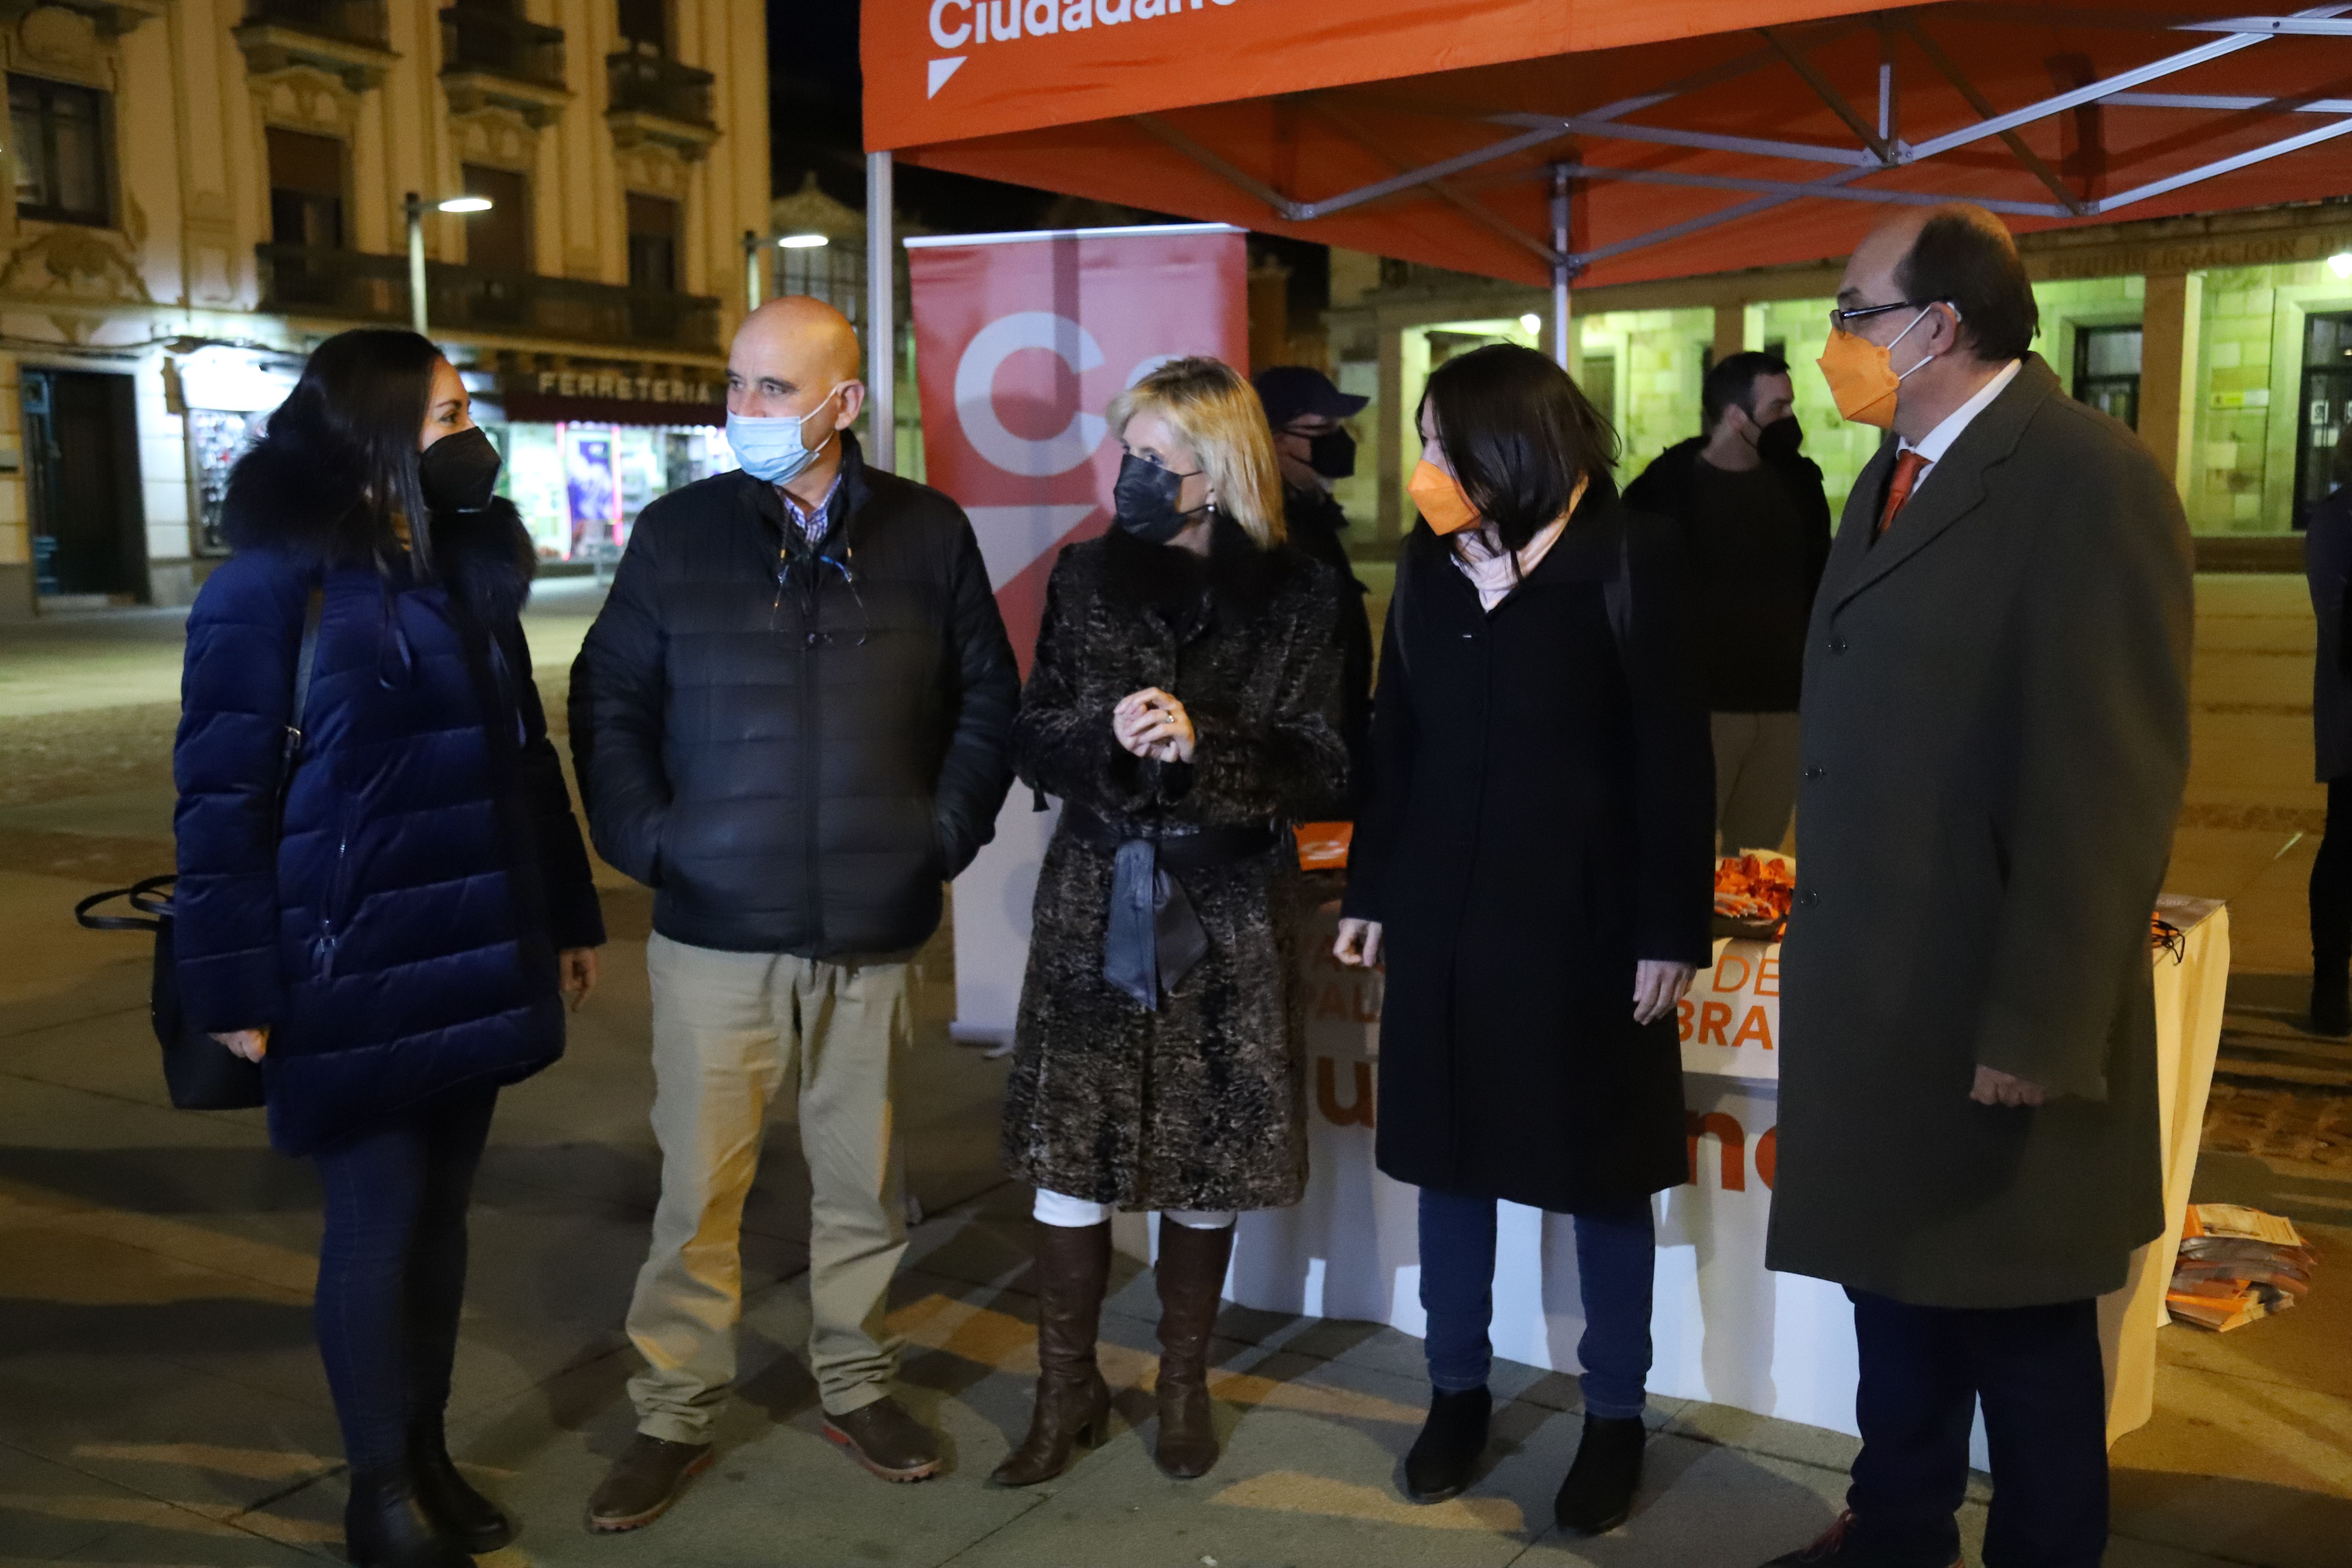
[2027,227,2352,283]
[499,368,726,426]
[527,369,723,404]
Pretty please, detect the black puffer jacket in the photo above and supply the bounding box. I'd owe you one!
[569,432,1020,956]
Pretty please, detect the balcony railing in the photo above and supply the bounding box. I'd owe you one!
[439,5,565,89]
[257,244,719,350]
[606,49,713,126]
[242,0,389,47]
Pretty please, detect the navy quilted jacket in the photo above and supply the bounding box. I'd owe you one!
[172,445,604,1157]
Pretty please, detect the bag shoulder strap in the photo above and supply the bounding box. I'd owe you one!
[277,585,325,795]
[291,586,325,730]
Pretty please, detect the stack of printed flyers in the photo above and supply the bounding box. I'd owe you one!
[2167,1204,2318,1331]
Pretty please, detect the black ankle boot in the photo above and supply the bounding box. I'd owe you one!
[343,1466,472,1568]
[1553,1413,1646,1534]
[2312,970,2352,1037]
[1402,1386,1490,1503]
[407,1416,514,1553]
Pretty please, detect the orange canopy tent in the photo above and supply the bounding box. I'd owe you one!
[846,1,2352,459]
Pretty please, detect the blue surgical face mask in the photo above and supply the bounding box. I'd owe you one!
[727,383,847,485]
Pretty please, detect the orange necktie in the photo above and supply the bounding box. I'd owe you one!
[1876,450,1931,541]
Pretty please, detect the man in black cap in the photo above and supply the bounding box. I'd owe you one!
[1255,365,1373,815]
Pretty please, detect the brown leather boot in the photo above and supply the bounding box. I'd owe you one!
[991,1220,1114,1486]
[1152,1220,1235,1479]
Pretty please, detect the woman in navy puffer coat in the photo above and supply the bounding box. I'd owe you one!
[173,329,603,1568]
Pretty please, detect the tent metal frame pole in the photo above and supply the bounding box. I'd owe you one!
[1550,166,1572,370]
[1488,112,1879,168]
[1547,159,2074,217]
[2096,113,2352,208]
[1110,6,2352,282]
[2107,90,2352,113]
[1895,14,2085,214]
[1304,97,1565,268]
[1759,26,1896,163]
[866,151,895,474]
[1902,6,2349,159]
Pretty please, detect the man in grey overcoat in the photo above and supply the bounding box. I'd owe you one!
[1761,205,2191,1568]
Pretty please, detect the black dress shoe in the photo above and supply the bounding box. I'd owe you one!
[344,1467,472,1568]
[1553,1413,1644,1534]
[1759,1511,1966,1567]
[1402,1386,1490,1503]
[407,1417,513,1554]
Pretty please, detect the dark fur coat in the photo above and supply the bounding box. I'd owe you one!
[1000,519,1349,1212]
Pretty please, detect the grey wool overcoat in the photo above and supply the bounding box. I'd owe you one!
[999,518,1348,1213]
[1765,355,2193,1309]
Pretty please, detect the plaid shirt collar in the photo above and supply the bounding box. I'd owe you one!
[775,469,844,546]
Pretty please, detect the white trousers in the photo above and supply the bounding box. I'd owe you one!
[1034,1188,1235,1231]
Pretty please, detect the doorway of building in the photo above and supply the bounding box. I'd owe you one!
[2073,323,2143,429]
[2297,311,2352,531]
[24,367,146,602]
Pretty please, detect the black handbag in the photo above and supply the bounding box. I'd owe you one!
[73,589,322,1112]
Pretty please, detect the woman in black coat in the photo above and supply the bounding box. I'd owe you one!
[1337,344,1713,1529]
[173,330,603,1568]
[995,357,1348,1488]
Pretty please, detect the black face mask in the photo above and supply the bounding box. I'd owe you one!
[419,426,503,513]
[1754,415,1804,463]
[1112,451,1207,544]
[1306,428,1357,480]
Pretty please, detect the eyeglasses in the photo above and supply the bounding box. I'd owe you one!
[1827,299,1946,332]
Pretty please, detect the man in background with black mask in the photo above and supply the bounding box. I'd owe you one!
[1626,351,1830,855]
[1254,365,1373,815]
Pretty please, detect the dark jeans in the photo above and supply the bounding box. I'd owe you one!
[1416,1186,1654,1419]
[312,1085,499,1472]
[2311,775,2352,972]
[1846,1289,2109,1568]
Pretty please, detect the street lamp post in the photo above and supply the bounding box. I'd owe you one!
[405,190,493,337]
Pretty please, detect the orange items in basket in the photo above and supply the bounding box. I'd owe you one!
[1296,822,1353,873]
[1713,853,1795,926]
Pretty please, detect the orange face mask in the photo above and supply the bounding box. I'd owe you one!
[1407,459,1480,534]
[1816,308,1937,430]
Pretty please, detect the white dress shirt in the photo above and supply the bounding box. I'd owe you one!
[1895,358,2023,498]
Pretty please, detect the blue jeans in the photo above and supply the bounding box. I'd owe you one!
[1416,1186,1655,1420]
[312,1086,499,1472]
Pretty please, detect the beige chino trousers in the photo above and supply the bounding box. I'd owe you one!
[626,932,913,1441]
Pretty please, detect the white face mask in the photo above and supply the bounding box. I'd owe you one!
[727,383,847,484]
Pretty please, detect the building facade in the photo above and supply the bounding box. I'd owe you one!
[0,0,770,617]
[1323,202,2352,560]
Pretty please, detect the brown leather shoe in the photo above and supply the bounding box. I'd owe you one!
[823,1396,942,1482]
[992,1220,1114,1487]
[1152,1220,1236,1479]
[586,1434,712,1533]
